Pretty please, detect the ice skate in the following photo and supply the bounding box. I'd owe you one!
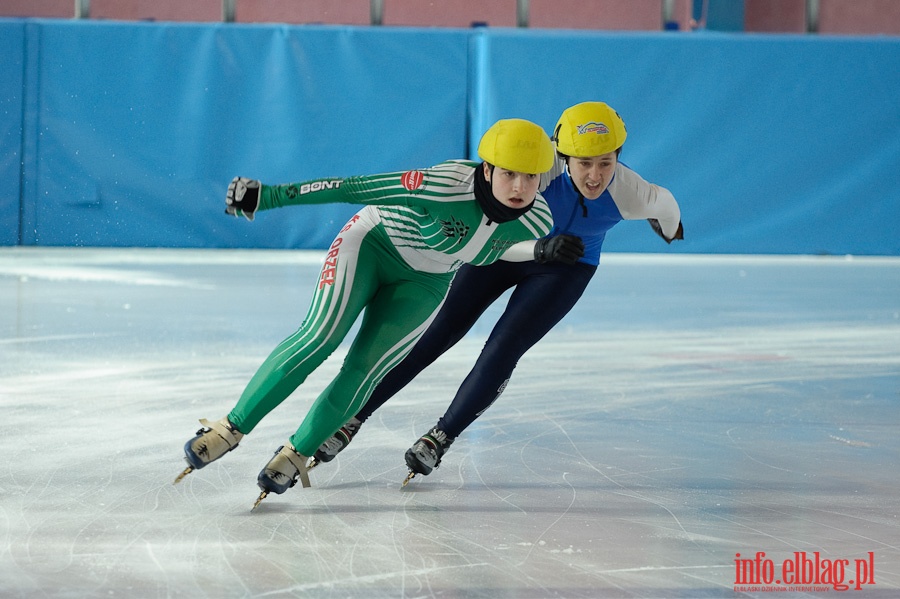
[307,417,362,470]
[401,426,454,487]
[174,417,244,484]
[252,443,311,509]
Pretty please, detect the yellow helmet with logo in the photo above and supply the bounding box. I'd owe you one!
[477,118,554,175]
[552,102,627,157]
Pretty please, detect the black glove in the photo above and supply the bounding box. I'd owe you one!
[648,219,684,243]
[534,234,585,264]
[225,176,261,221]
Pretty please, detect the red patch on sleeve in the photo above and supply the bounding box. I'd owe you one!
[401,170,424,191]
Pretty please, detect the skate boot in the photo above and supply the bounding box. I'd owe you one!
[252,443,311,509]
[402,426,454,486]
[174,417,244,484]
[308,417,362,469]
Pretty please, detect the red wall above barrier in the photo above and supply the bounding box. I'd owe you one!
[235,0,371,25]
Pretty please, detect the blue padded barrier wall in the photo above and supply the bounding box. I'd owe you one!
[5,20,900,255]
[0,21,24,245]
[469,30,900,256]
[13,20,468,248]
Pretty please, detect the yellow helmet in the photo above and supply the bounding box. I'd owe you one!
[552,102,627,157]
[477,118,554,175]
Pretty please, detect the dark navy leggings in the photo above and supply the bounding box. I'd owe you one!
[356,259,597,438]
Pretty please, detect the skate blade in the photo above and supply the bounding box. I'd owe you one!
[251,491,269,510]
[306,456,319,470]
[173,466,194,485]
[401,471,417,487]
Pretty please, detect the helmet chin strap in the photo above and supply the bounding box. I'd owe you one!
[562,159,588,216]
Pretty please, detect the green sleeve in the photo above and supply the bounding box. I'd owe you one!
[258,172,408,212]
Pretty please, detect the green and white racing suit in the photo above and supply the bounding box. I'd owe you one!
[227,160,552,457]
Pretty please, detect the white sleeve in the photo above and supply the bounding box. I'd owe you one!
[608,165,682,241]
[500,240,537,262]
[539,154,567,193]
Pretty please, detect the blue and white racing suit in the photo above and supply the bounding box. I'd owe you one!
[355,156,682,439]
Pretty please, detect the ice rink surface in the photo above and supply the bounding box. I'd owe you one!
[1,247,898,599]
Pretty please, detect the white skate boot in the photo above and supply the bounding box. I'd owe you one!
[252,443,311,509]
[174,417,244,484]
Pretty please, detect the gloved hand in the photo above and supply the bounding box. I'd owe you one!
[225,177,261,221]
[648,219,684,244]
[534,234,585,264]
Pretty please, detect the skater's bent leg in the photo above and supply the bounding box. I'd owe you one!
[227,321,352,433]
[355,262,518,422]
[227,216,379,434]
[290,272,451,456]
[438,263,596,438]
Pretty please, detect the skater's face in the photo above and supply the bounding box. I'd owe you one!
[567,151,618,200]
[483,163,541,209]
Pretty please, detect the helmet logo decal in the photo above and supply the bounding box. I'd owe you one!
[577,122,610,135]
[401,170,424,191]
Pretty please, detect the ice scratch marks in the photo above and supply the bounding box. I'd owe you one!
[471,459,528,516]
[536,414,711,555]
[725,427,794,473]
[255,562,490,595]
[516,468,578,567]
